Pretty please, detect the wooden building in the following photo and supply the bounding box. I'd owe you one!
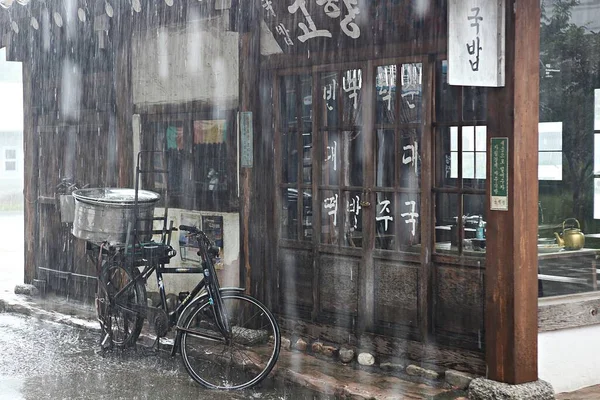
[5,0,600,394]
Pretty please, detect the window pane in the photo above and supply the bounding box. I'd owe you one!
[376,65,396,124]
[400,63,422,123]
[538,122,562,151]
[5,161,16,171]
[450,126,458,151]
[596,89,600,131]
[343,191,363,248]
[300,75,313,132]
[434,192,459,251]
[462,86,487,121]
[539,152,562,181]
[375,192,395,250]
[475,126,486,151]
[595,178,600,219]
[436,60,459,122]
[302,190,313,241]
[437,126,458,187]
[463,152,475,179]
[344,130,364,187]
[321,72,339,128]
[302,132,313,184]
[282,131,297,183]
[462,126,475,152]
[321,189,339,245]
[342,68,363,126]
[464,194,486,252]
[280,76,297,130]
[282,188,298,240]
[322,131,340,185]
[475,152,486,180]
[376,129,395,187]
[398,193,421,249]
[399,129,420,189]
[595,133,600,174]
[450,151,458,179]
[5,149,16,159]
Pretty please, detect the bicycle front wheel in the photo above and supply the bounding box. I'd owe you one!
[96,261,146,348]
[180,293,280,390]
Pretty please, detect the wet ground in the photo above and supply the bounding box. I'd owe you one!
[0,211,23,293]
[0,313,327,400]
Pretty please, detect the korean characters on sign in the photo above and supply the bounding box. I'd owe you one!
[322,195,420,240]
[269,0,360,48]
[323,70,362,112]
[447,0,505,87]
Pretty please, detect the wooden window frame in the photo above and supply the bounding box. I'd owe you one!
[432,60,487,257]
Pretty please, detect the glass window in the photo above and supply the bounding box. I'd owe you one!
[3,147,17,172]
[539,2,600,298]
[539,122,562,181]
[449,126,486,180]
[434,61,487,256]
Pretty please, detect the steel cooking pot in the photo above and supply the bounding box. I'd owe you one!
[72,188,160,245]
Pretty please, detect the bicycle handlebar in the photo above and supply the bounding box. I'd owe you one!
[178,225,220,258]
[179,225,200,234]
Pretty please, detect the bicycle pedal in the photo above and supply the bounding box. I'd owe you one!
[150,308,169,337]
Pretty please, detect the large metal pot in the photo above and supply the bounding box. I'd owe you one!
[72,188,160,245]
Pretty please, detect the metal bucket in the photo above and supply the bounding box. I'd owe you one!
[72,188,161,245]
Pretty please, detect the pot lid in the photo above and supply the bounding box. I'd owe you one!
[72,188,160,205]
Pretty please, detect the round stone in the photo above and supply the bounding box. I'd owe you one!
[357,352,375,366]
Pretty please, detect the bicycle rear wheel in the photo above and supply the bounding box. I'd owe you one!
[96,261,146,348]
[180,293,280,390]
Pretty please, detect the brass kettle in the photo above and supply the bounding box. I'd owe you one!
[554,218,585,250]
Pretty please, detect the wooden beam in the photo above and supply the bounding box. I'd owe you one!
[539,292,600,332]
[485,0,541,384]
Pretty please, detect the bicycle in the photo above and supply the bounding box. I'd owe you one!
[74,151,280,389]
[90,224,281,390]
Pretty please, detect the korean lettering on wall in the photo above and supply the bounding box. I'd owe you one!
[347,194,361,230]
[377,65,396,111]
[402,141,418,174]
[322,196,419,238]
[265,0,362,48]
[374,199,420,238]
[343,69,362,109]
[466,7,482,72]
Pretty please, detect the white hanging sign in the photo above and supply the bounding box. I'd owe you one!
[448,0,505,87]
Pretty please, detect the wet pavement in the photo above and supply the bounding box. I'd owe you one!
[0,211,23,294]
[0,313,327,400]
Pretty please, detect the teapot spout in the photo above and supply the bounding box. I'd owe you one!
[554,232,564,247]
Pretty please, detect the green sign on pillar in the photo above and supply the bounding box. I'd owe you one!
[490,137,509,211]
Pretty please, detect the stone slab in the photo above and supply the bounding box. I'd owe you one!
[469,378,554,400]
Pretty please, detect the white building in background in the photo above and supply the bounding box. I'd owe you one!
[0,47,24,206]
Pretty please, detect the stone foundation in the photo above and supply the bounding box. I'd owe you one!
[469,378,554,400]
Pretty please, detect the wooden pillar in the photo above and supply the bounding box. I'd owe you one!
[238,1,262,297]
[114,10,134,188]
[23,62,38,284]
[485,0,541,384]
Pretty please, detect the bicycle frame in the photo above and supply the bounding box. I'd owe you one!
[105,232,233,343]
